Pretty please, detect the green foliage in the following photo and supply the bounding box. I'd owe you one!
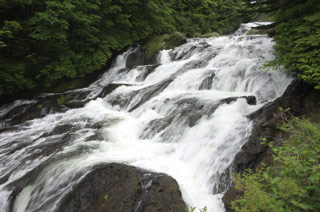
[36,104,43,110]
[144,32,187,59]
[172,0,247,36]
[185,206,207,212]
[163,32,187,49]
[273,11,320,89]
[57,95,65,105]
[200,32,220,38]
[232,118,320,212]
[0,0,248,99]
[249,0,320,89]
[145,35,163,59]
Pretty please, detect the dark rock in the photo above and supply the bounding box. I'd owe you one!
[140,95,256,142]
[128,79,174,112]
[222,187,243,212]
[222,79,311,210]
[55,163,186,212]
[233,79,308,173]
[136,65,160,81]
[126,48,159,69]
[199,74,215,90]
[163,32,187,49]
[221,96,257,106]
[0,83,133,127]
[126,48,145,68]
[245,96,257,105]
[98,83,134,99]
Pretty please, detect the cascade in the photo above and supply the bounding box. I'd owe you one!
[0,22,292,212]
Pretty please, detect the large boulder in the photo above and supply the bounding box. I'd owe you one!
[223,79,311,211]
[126,47,159,69]
[56,163,186,212]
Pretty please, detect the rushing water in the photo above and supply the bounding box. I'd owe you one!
[0,23,292,212]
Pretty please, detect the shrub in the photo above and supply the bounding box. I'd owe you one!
[232,118,320,212]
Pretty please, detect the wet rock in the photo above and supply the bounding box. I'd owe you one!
[222,187,244,212]
[98,83,134,98]
[223,79,311,211]
[126,48,159,69]
[56,163,186,212]
[163,32,187,49]
[199,73,215,90]
[233,80,308,173]
[221,96,257,105]
[140,95,255,141]
[169,42,211,61]
[128,79,174,112]
[245,96,257,105]
[136,65,160,81]
[0,83,132,127]
[126,48,146,68]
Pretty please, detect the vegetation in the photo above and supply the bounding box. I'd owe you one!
[56,95,65,105]
[248,0,320,90]
[185,206,208,212]
[232,117,320,212]
[0,0,247,100]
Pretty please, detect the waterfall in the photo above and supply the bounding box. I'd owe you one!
[0,22,292,212]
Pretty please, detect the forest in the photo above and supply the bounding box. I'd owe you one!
[0,0,247,101]
[1,0,319,101]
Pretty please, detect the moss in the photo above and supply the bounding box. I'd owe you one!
[246,25,275,36]
[36,104,43,110]
[193,32,202,37]
[144,35,163,60]
[163,32,187,49]
[144,32,186,59]
[200,32,220,38]
[57,95,65,105]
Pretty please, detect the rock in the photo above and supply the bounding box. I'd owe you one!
[245,96,257,105]
[222,79,311,210]
[55,163,186,212]
[233,79,308,173]
[221,96,257,105]
[136,65,160,81]
[232,80,308,173]
[126,47,146,68]
[200,32,220,38]
[163,32,187,49]
[199,74,215,90]
[126,47,159,69]
[0,83,133,127]
[98,83,133,98]
[128,79,174,112]
[222,187,243,212]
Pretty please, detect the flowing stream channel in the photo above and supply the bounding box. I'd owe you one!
[0,23,292,212]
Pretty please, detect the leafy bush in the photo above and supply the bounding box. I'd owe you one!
[0,0,248,99]
[232,118,320,212]
[251,0,320,89]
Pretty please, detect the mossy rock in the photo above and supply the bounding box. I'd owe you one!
[144,32,186,60]
[163,32,187,49]
[144,35,163,60]
[200,32,220,38]
[193,32,202,37]
[246,24,276,36]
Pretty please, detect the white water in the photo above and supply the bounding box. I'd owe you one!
[0,23,292,212]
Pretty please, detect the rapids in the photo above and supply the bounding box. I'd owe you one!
[0,22,292,212]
